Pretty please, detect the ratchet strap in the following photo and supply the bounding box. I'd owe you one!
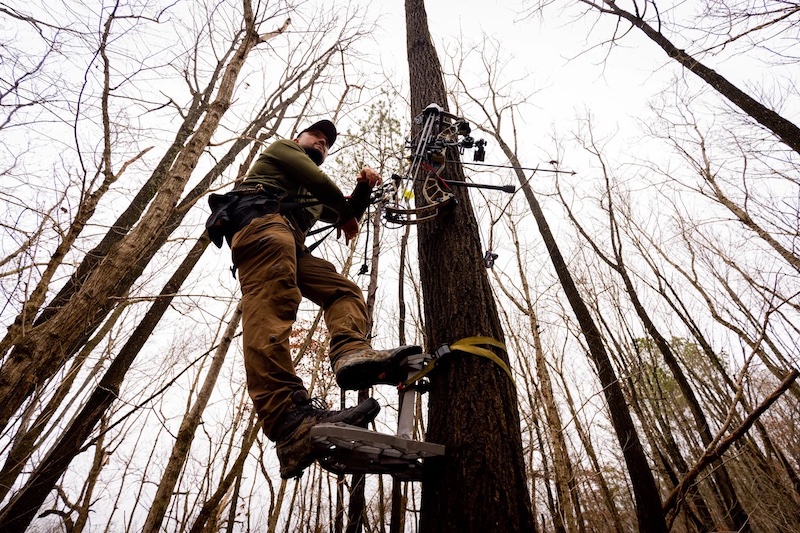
[400,336,515,391]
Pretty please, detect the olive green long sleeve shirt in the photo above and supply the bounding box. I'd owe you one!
[240,139,370,234]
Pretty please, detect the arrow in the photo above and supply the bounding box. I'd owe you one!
[447,160,576,174]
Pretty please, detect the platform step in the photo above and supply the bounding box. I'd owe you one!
[400,352,433,371]
[310,423,445,480]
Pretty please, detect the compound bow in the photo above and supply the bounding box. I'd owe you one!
[379,103,496,226]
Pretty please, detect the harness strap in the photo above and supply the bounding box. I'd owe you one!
[400,336,515,390]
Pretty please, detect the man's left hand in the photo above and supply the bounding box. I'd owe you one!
[358,167,382,187]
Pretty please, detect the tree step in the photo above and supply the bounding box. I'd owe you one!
[310,423,445,480]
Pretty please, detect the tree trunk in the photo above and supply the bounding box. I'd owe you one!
[0,300,127,501]
[531,315,582,533]
[71,416,110,533]
[0,234,212,532]
[142,305,242,532]
[405,1,535,531]
[488,142,666,530]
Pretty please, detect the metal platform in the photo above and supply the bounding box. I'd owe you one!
[309,350,445,479]
[310,423,445,480]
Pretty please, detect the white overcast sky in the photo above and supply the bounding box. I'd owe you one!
[371,0,673,132]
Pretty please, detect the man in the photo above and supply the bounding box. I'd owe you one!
[209,119,419,479]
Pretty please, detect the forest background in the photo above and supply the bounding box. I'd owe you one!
[1,0,798,531]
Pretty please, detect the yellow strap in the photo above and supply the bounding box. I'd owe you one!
[450,336,506,352]
[450,337,515,385]
[401,361,439,389]
[400,336,514,389]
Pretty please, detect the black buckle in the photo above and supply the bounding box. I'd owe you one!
[433,344,452,360]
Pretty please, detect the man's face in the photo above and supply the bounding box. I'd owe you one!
[295,129,329,165]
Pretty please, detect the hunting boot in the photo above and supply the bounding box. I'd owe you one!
[273,390,380,479]
[333,345,423,390]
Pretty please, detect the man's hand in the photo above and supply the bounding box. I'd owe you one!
[358,167,382,187]
[337,216,359,243]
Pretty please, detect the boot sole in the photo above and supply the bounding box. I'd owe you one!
[278,399,381,478]
[336,346,423,390]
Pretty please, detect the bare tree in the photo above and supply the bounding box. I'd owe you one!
[527,0,800,155]
[405,1,535,531]
[142,304,242,532]
[0,1,378,530]
[0,0,270,432]
[448,39,666,531]
[555,117,751,531]
[493,218,585,533]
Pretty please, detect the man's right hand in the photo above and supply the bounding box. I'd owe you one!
[358,167,382,187]
[337,216,359,243]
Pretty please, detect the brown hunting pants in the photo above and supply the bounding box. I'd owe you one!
[231,214,371,440]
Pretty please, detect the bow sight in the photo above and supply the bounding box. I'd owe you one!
[456,136,487,162]
[413,104,485,163]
